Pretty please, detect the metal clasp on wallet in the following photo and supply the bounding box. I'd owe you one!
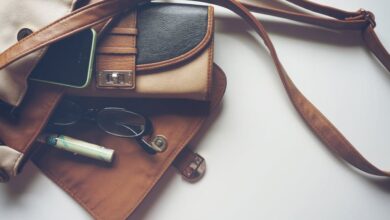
[97,70,135,89]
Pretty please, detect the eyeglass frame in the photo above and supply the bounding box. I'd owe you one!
[48,99,160,155]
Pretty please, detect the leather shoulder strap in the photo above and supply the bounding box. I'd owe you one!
[240,0,390,71]
[1,0,389,177]
[212,0,390,176]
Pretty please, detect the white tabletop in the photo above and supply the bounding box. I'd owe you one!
[1,1,390,219]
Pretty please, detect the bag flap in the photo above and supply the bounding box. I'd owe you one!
[32,63,227,220]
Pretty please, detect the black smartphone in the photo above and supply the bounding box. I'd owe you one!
[29,29,97,88]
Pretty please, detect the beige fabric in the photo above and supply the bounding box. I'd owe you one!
[0,0,76,106]
[67,44,214,100]
[0,145,23,182]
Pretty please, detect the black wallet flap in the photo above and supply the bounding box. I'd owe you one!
[136,3,214,70]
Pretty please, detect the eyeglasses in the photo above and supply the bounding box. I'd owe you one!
[48,99,167,154]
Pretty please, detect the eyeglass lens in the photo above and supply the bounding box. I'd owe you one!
[98,108,146,138]
[50,100,83,126]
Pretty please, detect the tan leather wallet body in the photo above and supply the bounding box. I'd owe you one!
[67,3,215,101]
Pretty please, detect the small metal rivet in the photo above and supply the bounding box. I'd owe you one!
[151,135,168,152]
[17,28,33,41]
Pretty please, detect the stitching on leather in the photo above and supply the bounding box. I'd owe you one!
[131,11,137,75]
[205,42,213,100]
[136,6,214,71]
[205,7,215,100]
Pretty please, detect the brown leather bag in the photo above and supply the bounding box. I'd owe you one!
[0,1,216,180]
[1,0,389,219]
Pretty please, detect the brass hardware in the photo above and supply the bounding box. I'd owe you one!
[151,135,168,152]
[97,70,135,89]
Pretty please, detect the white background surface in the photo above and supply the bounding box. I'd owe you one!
[1,1,390,219]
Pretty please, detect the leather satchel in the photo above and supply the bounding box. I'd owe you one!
[1,0,390,219]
